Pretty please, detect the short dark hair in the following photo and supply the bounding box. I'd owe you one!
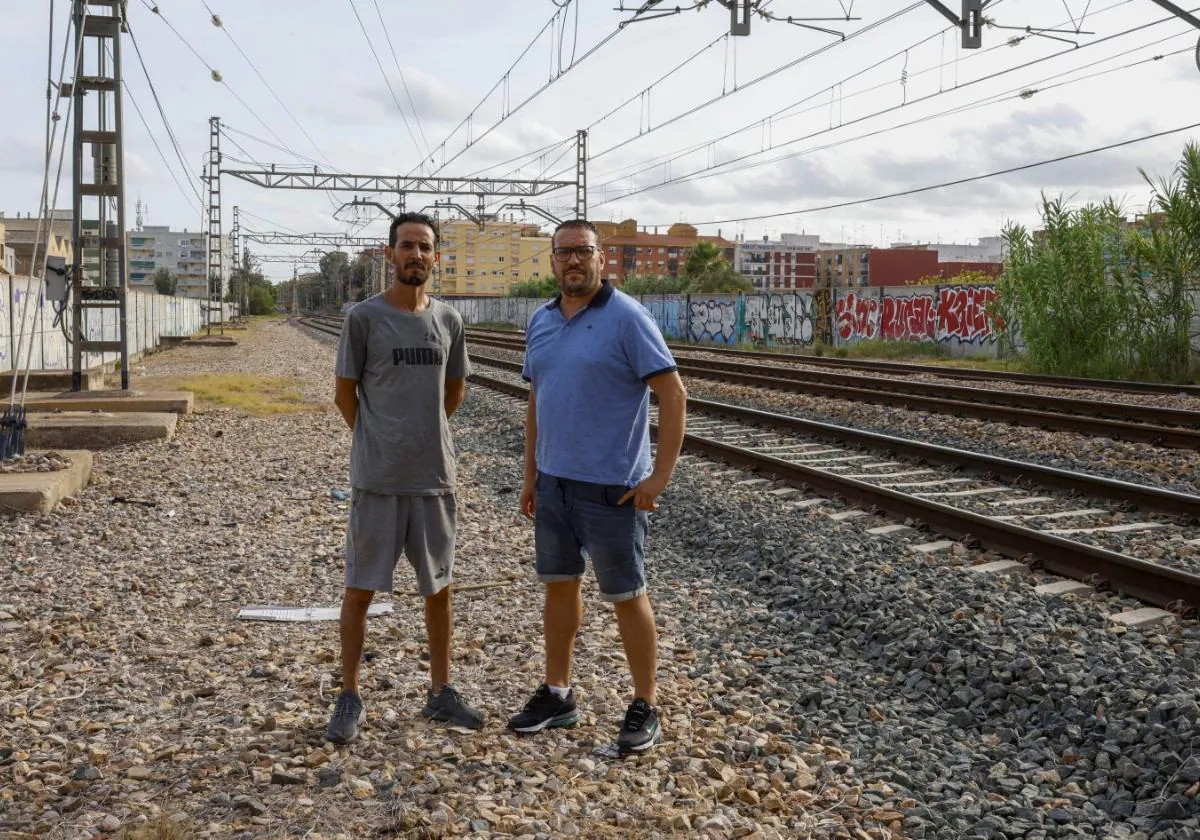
[552,219,601,246]
[389,212,440,248]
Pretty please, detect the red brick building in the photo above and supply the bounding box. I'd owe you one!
[592,219,735,286]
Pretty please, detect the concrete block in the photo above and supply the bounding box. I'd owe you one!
[1045,522,1165,536]
[966,559,1029,577]
[1035,580,1095,596]
[1110,607,1175,629]
[792,498,828,509]
[988,496,1055,507]
[736,478,771,487]
[26,412,178,450]
[23,390,194,415]
[881,478,975,489]
[917,487,1009,498]
[842,469,935,480]
[1018,508,1108,521]
[828,509,870,521]
[866,523,913,536]
[0,368,105,392]
[767,487,800,498]
[0,450,93,515]
[912,540,956,554]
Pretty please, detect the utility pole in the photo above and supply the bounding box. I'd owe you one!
[231,204,242,318]
[203,115,223,335]
[68,0,131,391]
[576,129,588,220]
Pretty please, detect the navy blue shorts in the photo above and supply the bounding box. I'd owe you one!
[534,471,649,603]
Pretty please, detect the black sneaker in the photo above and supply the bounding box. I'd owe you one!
[325,692,364,744]
[506,684,581,733]
[422,684,485,730]
[617,698,661,754]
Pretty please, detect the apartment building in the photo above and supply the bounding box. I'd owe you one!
[436,218,552,296]
[0,211,75,276]
[734,232,819,289]
[591,219,735,285]
[128,225,231,298]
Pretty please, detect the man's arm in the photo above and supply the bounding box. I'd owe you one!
[334,377,359,431]
[519,388,538,519]
[445,377,466,417]
[619,371,687,511]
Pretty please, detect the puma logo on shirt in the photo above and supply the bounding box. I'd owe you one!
[392,347,444,366]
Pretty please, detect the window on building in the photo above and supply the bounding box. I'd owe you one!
[466,270,474,276]
[608,259,617,266]
[498,256,504,262]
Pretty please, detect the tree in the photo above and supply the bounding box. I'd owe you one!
[621,274,688,295]
[682,241,753,293]
[152,266,177,296]
[508,276,559,298]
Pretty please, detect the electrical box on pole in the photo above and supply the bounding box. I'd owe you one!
[68,0,132,391]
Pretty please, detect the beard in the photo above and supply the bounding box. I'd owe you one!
[559,270,595,296]
[397,265,428,287]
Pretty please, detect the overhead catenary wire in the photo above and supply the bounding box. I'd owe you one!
[592,7,1195,206]
[347,0,427,162]
[199,0,337,169]
[370,0,431,158]
[423,0,659,179]
[646,119,1200,228]
[580,1,930,168]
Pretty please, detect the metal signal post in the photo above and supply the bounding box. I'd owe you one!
[67,0,131,391]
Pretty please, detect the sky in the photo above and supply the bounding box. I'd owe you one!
[2,0,1199,281]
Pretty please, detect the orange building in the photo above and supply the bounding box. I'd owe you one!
[592,219,735,286]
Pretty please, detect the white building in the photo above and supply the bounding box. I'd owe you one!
[734,232,820,289]
[888,236,1005,263]
[128,226,232,298]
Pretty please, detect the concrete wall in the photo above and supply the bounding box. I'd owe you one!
[2,275,234,374]
[440,283,1002,357]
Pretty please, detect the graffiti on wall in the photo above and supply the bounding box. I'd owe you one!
[835,291,881,342]
[936,284,997,344]
[743,291,833,347]
[836,285,998,345]
[688,297,738,345]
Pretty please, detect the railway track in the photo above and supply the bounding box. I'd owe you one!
[464,330,1200,450]
[468,326,1200,398]
[295,315,1200,614]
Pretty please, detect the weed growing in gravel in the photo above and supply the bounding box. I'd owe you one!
[134,373,312,415]
[116,815,194,840]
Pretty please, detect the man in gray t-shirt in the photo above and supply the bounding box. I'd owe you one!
[326,212,483,745]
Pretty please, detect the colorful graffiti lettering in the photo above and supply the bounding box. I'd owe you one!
[879,294,937,342]
[688,298,738,345]
[835,291,880,342]
[743,292,830,347]
[937,285,997,344]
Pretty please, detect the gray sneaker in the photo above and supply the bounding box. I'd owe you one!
[422,685,485,730]
[325,692,364,744]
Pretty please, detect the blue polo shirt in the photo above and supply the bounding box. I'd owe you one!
[522,281,677,487]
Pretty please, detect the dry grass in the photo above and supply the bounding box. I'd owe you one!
[135,373,315,416]
[116,815,195,840]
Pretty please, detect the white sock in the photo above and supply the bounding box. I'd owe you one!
[547,684,570,699]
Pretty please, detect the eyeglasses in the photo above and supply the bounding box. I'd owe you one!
[551,245,599,261]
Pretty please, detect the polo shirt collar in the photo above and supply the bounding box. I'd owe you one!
[547,279,613,311]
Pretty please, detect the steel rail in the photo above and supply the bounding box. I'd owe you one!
[466,370,1200,615]
[466,327,1200,398]
[468,353,1200,518]
[465,332,1200,428]
[464,333,1200,449]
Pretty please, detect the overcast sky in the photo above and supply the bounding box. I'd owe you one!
[3,0,1199,280]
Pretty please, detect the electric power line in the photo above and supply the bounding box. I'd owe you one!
[347,0,427,162]
[648,119,1200,228]
[593,8,1196,206]
[371,0,431,157]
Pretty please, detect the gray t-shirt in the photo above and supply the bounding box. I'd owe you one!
[335,295,471,495]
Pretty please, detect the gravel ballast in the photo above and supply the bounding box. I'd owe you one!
[2,318,1197,839]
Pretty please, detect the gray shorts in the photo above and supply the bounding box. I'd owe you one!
[345,489,456,596]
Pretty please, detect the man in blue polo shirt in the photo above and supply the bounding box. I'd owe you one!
[506,219,688,754]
